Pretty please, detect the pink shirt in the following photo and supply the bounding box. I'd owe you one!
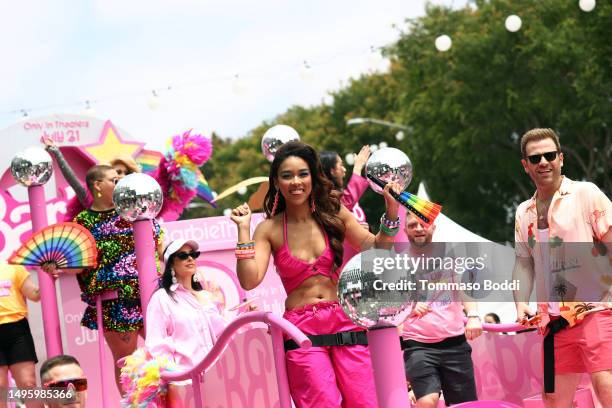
[145,285,227,372]
[399,244,465,343]
[341,174,369,219]
[515,176,612,326]
[401,301,466,343]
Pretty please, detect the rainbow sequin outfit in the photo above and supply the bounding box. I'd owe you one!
[74,208,163,332]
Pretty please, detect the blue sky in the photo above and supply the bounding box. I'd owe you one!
[0,0,464,151]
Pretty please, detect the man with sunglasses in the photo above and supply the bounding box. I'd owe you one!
[513,128,612,407]
[40,355,86,408]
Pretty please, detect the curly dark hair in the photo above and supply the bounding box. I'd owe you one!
[160,253,203,300]
[264,141,345,268]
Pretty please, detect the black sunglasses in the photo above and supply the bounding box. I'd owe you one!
[44,377,88,391]
[526,151,558,165]
[174,251,200,260]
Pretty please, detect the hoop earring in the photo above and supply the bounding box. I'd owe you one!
[271,191,279,216]
[310,196,316,213]
[171,269,177,284]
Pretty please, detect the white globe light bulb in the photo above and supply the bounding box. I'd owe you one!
[435,35,452,52]
[345,153,355,166]
[505,15,522,32]
[579,0,596,12]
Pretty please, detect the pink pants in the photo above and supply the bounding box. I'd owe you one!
[284,301,377,408]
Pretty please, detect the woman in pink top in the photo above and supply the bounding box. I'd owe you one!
[231,141,400,408]
[320,145,371,215]
[321,146,372,266]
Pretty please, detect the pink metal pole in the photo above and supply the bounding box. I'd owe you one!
[132,219,157,329]
[270,324,292,408]
[191,373,203,408]
[367,327,410,408]
[28,185,63,357]
[95,292,113,408]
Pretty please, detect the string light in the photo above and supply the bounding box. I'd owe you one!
[232,74,248,95]
[505,15,522,32]
[81,100,96,116]
[345,153,355,165]
[147,90,161,110]
[299,61,314,81]
[579,0,596,12]
[367,46,384,70]
[435,35,452,52]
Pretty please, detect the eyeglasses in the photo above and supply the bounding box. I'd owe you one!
[526,151,558,165]
[174,251,200,260]
[44,377,88,391]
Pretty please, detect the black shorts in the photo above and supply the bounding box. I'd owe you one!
[0,318,38,366]
[402,334,477,406]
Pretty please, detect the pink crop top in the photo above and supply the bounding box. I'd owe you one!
[274,213,336,294]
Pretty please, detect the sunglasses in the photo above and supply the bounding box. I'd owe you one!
[174,251,200,260]
[526,151,558,165]
[44,377,88,391]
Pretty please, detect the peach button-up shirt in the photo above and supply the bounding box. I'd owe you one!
[514,176,612,326]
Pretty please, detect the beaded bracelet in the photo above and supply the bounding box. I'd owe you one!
[235,249,255,259]
[380,213,401,229]
[235,241,255,259]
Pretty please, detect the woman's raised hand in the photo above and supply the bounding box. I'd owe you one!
[230,203,252,228]
[40,136,56,149]
[353,145,371,175]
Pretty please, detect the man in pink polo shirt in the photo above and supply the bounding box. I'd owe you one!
[513,128,612,407]
[400,213,483,407]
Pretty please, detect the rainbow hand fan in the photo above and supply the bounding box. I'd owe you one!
[366,174,442,228]
[9,222,98,269]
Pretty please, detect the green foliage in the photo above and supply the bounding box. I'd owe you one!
[188,0,610,242]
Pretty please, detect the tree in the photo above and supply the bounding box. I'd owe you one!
[189,0,610,243]
[388,0,611,240]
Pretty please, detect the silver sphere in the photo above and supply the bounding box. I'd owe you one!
[11,147,53,187]
[113,173,163,222]
[338,250,415,329]
[261,124,300,162]
[365,147,412,194]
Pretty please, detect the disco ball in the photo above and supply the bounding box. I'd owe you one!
[365,147,412,194]
[261,124,300,162]
[338,250,415,329]
[113,173,163,222]
[11,147,53,187]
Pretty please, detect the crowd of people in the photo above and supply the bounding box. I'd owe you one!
[0,128,609,407]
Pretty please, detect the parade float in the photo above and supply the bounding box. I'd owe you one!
[0,115,598,407]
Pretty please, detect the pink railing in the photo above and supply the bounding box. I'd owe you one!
[463,317,528,333]
[161,311,311,408]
